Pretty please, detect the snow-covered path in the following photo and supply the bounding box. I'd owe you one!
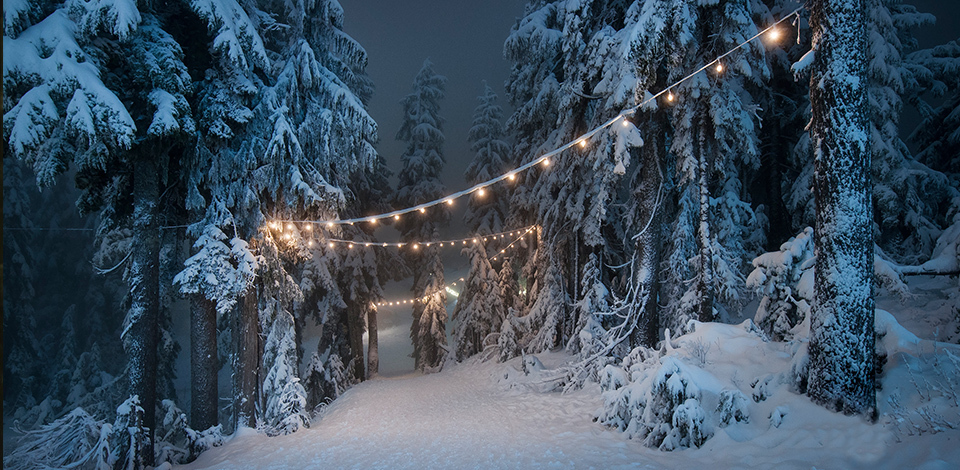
[182,355,664,469]
[180,343,960,470]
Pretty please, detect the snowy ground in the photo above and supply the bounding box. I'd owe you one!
[179,276,960,470]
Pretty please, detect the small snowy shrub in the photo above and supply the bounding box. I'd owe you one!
[597,355,716,450]
[746,228,814,340]
[111,396,147,470]
[497,314,522,362]
[716,390,750,427]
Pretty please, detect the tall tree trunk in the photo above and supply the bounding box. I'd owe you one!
[633,118,664,348]
[129,153,160,466]
[807,0,876,418]
[367,307,379,379]
[696,123,716,323]
[347,303,365,382]
[190,295,218,431]
[234,286,260,428]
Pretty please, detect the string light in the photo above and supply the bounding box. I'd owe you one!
[768,27,782,42]
[478,188,486,197]
[508,172,516,181]
[715,61,724,73]
[271,8,801,229]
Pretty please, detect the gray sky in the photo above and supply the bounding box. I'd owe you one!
[340,0,527,191]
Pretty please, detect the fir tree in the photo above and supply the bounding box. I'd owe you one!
[394,59,450,371]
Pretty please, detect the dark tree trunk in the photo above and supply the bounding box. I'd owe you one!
[633,117,664,348]
[807,0,876,418]
[695,121,716,323]
[190,295,218,431]
[347,303,365,382]
[367,307,379,379]
[129,153,160,466]
[234,287,260,428]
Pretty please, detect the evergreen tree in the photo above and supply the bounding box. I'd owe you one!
[453,242,506,360]
[394,59,450,371]
[806,0,877,417]
[465,84,511,234]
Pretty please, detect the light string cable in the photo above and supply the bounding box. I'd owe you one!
[315,225,538,250]
[373,226,536,307]
[295,7,802,228]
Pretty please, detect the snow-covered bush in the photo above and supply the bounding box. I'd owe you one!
[746,227,814,340]
[110,396,147,470]
[598,355,719,450]
[749,227,912,340]
[498,311,522,362]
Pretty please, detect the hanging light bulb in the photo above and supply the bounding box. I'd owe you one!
[383,243,388,247]
[419,207,426,214]
[478,188,486,197]
[327,222,334,229]
[715,61,724,73]
[308,240,314,247]
[348,243,354,249]
[621,118,630,127]
[578,139,587,148]
[667,90,675,102]
[368,218,377,226]
[412,243,419,250]
[446,199,454,206]
[472,238,478,244]
[507,172,516,181]
[305,224,312,231]
[542,158,550,167]
[768,26,782,42]
[328,242,335,249]
[394,214,401,221]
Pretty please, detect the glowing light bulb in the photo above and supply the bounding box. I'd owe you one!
[542,158,550,167]
[308,240,314,247]
[622,118,630,127]
[446,199,454,206]
[368,218,377,225]
[348,243,354,249]
[329,242,335,248]
[413,244,419,250]
[508,173,516,181]
[472,238,478,244]
[478,188,486,197]
[578,139,587,148]
[667,91,675,102]
[394,214,401,221]
[419,207,426,214]
[768,27,782,42]
[716,62,724,73]
[383,243,389,247]
[327,222,334,229]
[305,224,312,231]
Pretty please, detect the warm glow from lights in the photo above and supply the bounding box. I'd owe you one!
[305,224,312,230]
[508,172,516,181]
[348,243,354,249]
[478,188,486,197]
[621,118,630,127]
[472,238,478,243]
[270,222,278,230]
[308,240,313,247]
[542,158,550,167]
[287,224,294,231]
[329,242,335,248]
[413,244,419,250]
[667,91,675,102]
[327,222,334,228]
[578,139,587,148]
[394,215,401,221]
[420,208,426,214]
[446,199,454,206]
[368,218,377,225]
[768,27,782,42]
[383,243,388,247]
[715,62,723,73]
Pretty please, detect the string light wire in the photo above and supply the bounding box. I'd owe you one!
[302,8,802,227]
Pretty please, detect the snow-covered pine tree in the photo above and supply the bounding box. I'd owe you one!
[654,0,767,327]
[806,0,877,417]
[394,59,450,371]
[453,242,507,361]
[465,83,511,234]
[907,38,960,201]
[865,0,950,262]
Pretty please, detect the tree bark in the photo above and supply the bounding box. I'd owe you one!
[633,117,664,348]
[190,295,218,431]
[366,307,379,379]
[129,153,160,466]
[347,303,365,382]
[234,286,260,429]
[807,0,876,418]
[696,121,716,323]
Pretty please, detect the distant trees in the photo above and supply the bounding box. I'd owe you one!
[394,60,450,371]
